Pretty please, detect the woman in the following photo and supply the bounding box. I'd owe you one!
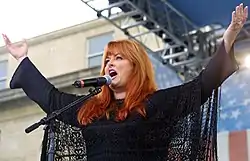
[3,4,248,161]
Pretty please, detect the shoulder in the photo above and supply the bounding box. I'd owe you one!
[146,77,201,107]
[146,85,181,110]
[150,85,181,100]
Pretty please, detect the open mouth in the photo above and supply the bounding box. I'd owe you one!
[109,69,117,79]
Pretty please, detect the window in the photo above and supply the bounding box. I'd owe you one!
[0,60,7,90]
[87,32,114,68]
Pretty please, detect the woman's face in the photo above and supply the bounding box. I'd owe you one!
[104,53,133,90]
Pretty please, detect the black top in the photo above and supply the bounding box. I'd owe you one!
[10,40,238,161]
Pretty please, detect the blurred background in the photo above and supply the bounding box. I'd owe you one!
[0,0,250,160]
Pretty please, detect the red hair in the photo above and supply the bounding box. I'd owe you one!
[77,39,157,125]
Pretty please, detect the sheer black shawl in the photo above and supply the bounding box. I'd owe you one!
[9,40,237,161]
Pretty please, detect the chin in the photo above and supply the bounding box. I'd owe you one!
[111,78,118,85]
[109,82,120,90]
[110,83,117,89]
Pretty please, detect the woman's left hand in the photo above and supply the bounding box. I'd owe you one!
[223,3,248,52]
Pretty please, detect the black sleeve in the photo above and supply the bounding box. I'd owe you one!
[10,57,84,127]
[149,40,238,116]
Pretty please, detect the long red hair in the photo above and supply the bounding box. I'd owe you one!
[77,39,157,125]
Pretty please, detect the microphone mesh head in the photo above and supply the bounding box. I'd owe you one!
[103,75,112,85]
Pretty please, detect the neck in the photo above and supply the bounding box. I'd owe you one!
[113,91,126,100]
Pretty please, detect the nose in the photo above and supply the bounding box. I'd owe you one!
[107,59,114,67]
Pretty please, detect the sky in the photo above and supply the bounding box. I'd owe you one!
[0,0,109,46]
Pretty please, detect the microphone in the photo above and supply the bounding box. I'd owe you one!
[72,75,112,88]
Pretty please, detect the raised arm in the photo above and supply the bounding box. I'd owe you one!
[3,34,83,127]
[200,3,248,102]
[149,4,248,116]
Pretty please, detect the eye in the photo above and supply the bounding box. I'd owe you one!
[116,56,123,60]
[104,59,110,65]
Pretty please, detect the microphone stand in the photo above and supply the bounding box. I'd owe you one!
[25,87,102,161]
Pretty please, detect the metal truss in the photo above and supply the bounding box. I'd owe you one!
[81,0,219,80]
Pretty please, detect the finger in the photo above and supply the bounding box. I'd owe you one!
[2,34,7,43]
[241,6,248,24]
[2,34,12,45]
[2,35,10,46]
[236,5,241,17]
[5,35,12,44]
[244,6,248,19]
[239,3,244,15]
[232,11,236,23]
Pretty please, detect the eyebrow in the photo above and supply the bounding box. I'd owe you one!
[106,53,121,59]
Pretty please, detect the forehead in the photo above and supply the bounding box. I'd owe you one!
[105,49,122,58]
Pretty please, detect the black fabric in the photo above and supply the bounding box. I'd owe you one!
[10,40,238,161]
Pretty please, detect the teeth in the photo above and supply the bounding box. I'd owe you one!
[109,69,117,78]
[109,69,115,74]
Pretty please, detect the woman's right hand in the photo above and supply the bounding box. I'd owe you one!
[2,34,28,61]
